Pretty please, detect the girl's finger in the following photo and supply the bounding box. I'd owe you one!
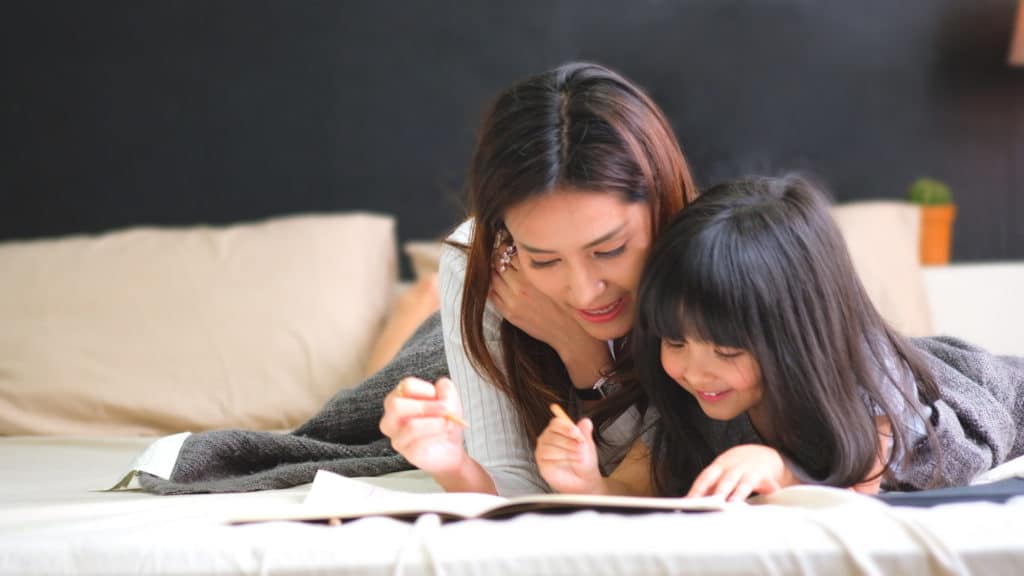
[576,418,595,446]
[537,433,582,454]
[687,464,723,498]
[711,469,744,500]
[756,477,782,495]
[544,418,584,441]
[730,478,756,502]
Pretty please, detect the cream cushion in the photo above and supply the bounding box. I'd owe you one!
[830,201,933,337]
[403,240,445,280]
[0,213,396,435]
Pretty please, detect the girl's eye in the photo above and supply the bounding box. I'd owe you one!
[714,348,743,359]
[529,258,559,269]
[595,244,626,259]
[663,338,686,349]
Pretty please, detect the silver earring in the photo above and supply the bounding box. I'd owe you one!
[498,245,517,272]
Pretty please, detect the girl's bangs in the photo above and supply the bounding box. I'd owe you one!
[641,225,754,350]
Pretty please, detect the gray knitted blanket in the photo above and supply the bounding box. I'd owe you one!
[137,312,447,495]
[893,336,1024,489]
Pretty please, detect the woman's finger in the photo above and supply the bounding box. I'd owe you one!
[395,377,439,399]
[389,397,450,421]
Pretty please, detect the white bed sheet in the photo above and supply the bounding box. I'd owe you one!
[2,436,1024,575]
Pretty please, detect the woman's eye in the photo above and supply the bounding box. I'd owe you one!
[529,258,559,269]
[714,348,743,359]
[595,244,626,259]
[663,338,686,349]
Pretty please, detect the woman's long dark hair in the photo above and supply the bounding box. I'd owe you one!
[634,175,941,495]
[460,62,696,443]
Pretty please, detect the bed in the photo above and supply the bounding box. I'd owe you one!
[3,436,1024,575]
[2,205,1023,575]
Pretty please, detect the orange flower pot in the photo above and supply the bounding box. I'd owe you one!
[919,204,956,265]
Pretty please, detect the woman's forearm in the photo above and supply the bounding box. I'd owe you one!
[431,453,499,495]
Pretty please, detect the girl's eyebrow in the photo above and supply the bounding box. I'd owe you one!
[518,223,627,254]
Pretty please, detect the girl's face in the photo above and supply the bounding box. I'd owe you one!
[503,189,652,341]
[660,338,763,421]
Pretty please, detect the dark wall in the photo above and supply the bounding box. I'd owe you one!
[2,0,1022,276]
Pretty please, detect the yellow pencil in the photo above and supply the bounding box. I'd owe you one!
[549,403,573,423]
[444,412,470,428]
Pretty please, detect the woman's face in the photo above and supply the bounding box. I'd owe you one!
[502,189,652,341]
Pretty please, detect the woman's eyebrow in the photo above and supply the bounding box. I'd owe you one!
[518,223,627,254]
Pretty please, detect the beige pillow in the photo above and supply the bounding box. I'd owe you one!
[830,201,933,337]
[404,240,445,280]
[0,213,396,435]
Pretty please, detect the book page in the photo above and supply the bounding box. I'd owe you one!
[487,491,731,518]
[301,470,509,519]
[231,470,736,524]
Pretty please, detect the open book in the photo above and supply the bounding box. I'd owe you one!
[229,470,737,524]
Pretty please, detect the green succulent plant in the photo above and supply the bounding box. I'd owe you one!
[907,177,953,205]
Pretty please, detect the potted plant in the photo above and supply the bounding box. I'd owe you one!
[907,177,956,265]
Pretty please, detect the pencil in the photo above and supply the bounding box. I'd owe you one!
[444,412,470,428]
[549,403,572,423]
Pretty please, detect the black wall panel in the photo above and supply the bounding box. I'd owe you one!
[2,0,1022,276]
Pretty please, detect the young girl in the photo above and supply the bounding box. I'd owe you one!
[632,174,1024,500]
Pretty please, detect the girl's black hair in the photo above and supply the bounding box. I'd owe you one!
[634,175,941,495]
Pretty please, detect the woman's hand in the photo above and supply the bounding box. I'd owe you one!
[535,411,603,494]
[490,247,610,387]
[380,377,467,476]
[687,444,796,502]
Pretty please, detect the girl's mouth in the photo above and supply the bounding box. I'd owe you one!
[577,297,625,323]
[696,389,732,403]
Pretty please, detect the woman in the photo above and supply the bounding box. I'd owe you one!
[380,62,699,495]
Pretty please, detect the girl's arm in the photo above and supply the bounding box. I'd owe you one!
[849,416,893,495]
[600,438,653,496]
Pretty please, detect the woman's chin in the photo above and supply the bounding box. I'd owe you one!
[576,309,634,342]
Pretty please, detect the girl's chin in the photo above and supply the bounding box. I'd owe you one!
[694,400,741,421]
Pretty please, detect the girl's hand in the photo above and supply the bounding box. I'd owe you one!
[535,413,603,494]
[380,377,467,476]
[687,444,795,502]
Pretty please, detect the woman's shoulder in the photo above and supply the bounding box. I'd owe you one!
[440,219,474,275]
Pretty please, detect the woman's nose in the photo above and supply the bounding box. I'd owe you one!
[566,263,605,308]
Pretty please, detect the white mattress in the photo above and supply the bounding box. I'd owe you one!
[3,436,1024,575]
